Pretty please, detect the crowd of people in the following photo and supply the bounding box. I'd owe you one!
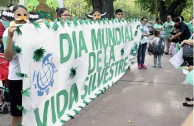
[0,4,193,126]
[0,5,124,126]
[140,15,193,107]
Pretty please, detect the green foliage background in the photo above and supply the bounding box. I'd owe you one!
[0,0,192,21]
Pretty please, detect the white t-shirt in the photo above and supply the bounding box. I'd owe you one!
[3,29,22,80]
[150,37,165,46]
[151,37,160,45]
[140,24,149,44]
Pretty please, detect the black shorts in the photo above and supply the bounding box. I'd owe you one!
[8,80,23,116]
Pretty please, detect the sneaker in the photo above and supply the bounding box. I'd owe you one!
[138,64,142,69]
[165,52,169,55]
[141,64,147,69]
[158,66,162,68]
[185,97,193,101]
[183,102,193,107]
[153,65,157,68]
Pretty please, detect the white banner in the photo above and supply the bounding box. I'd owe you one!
[13,19,141,126]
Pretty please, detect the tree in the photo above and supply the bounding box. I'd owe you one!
[114,0,149,19]
[64,0,91,19]
[0,0,18,6]
[135,0,192,22]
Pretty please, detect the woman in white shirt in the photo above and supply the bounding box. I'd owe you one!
[3,5,29,126]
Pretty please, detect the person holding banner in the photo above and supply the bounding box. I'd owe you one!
[86,9,106,20]
[137,17,149,69]
[56,7,71,23]
[114,9,123,20]
[3,5,29,126]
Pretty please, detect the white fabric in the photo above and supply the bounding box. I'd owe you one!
[3,29,21,80]
[140,24,149,44]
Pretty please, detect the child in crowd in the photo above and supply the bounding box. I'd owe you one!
[150,31,165,68]
[86,9,106,20]
[56,7,71,23]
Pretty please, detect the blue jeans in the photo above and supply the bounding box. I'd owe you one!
[137,43,147,64]
[0,44,4,53]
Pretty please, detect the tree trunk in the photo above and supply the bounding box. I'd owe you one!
[160,0,187,23]
[155,0,159,18]
[92,0,114,19]
[160,0,167,23]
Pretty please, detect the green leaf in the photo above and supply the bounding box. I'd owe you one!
[16,25,23,35]
[33,47,46,62]
[79,20,84,25]
[102,18,106,24]
[17,124,23,126]
[70,67,77,78]
[67,114,74,119]
[72,18,78,27]
[89,20,93,25]
[13,45,22,54]
[59,18,64,27]
[43,20,51,29]
[121,18,125,23]
[83,100,88,105]
[105,18,110,24]
[73,109,79,114]
[52,20,59,31]
[95,93,100,97]
[84,19,89,24]
[16,72,28,78]
[121,48,124,56]
[89,98,94,101]
[16,105,27,114]
[115,19,118,23]
[97,19,101,24]
[78,106,84,109]
[32,21,41,29]
[21,87,31,97]
[66,19,72,27]
[60,119,66,124]
[134,31,138,36]
[100,89,104,94]
[111,18,115,23]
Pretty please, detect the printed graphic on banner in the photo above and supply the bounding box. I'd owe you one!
[14,19,141,126]
[33,53,57,96]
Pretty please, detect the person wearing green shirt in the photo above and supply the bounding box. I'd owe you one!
[163,15,174,54]
[154,18,163,31]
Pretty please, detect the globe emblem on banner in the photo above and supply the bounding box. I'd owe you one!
[130,43,138,56]
[33,53,57,96]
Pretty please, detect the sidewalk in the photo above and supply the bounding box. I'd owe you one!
[0,55,193,126]
[63,54,193,126]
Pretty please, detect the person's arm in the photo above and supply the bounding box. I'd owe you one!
[188,66,193,71]
[170,32,182,40]
[180,39,193,47]
[170,25,185,40]
[4,26,16,62]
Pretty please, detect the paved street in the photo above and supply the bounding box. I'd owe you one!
[62,54,193,126]
[0,54,193,126]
